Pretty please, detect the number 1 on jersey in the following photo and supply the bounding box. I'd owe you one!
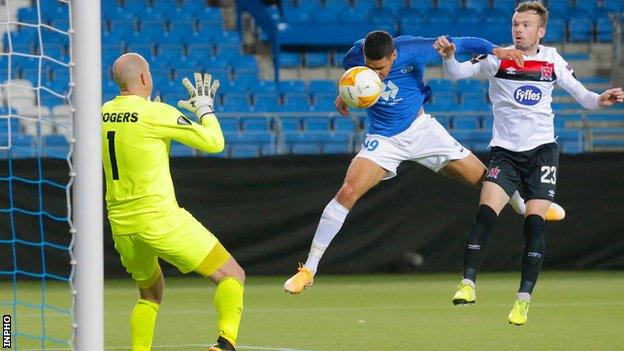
[107,131,119,180]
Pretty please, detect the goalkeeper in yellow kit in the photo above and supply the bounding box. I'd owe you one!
[102,53,244,351]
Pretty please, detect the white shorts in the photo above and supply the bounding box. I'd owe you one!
[356,113,471,180]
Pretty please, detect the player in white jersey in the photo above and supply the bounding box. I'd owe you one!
[436,1,624,325]
[283,29,567,296]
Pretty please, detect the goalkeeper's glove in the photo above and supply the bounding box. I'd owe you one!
[177,72,220,121]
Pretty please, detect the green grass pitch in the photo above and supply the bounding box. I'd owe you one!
[2,271,623,350]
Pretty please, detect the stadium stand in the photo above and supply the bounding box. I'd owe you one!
[0,0,622,159]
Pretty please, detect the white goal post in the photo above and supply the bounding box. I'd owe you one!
[71,0,103,350]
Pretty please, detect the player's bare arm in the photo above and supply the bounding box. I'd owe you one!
[598,87,624,106]
[434,36,524,67]
[334,94,350,116]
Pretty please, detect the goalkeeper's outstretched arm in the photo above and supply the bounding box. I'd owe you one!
[152,72,226,153]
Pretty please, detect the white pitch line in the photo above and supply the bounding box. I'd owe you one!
[13,300,624,318]
[18,347,307,351]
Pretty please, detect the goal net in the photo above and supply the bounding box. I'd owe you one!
[0,0,76,349]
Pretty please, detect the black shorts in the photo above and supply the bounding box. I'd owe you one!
[485,142,559,201]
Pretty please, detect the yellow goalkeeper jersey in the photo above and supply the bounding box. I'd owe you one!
[101,94,224,235]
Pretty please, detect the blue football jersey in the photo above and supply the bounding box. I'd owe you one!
[343,36,496,137]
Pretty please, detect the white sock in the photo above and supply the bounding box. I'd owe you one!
[517,292,531,302]
[509,191,526,215]
[303,199,349,274]
[461,278,475,288]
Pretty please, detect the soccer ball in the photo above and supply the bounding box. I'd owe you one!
[338,66,382,109]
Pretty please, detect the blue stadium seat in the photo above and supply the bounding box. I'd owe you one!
[227,131,276,156]
[586,114,624,122]
[161,28,194,47]
[219,80,249,94]
[253,92,281,112]
[453,116,479,130]
[380,0,407,13]
[283,92,311,111]
[101,0,119,14]
[0,116,19,135]
[117,1,146,20]
[596,17,613,42]
[42,1,69,23]
[279,79,308,93]
[334,50,347,67]
[481,115,494,130]
[436,0,462,12]
[545,17,566,42]
[456,79,483,93]
[218,118,239,134]
[556,130,583,154]
[231,73,258,91]
[4,27,37,54]
[43,135,69,158]
[215,45,241,62]
[464,0,490,12]
[353,0,377,10]
[552,102,580,111]
[194,25,224,44]
[303,117,330,132]
[574,0,598,17]
[149,0,179,13]
[334,118,356,133]
[311,93,336,112]
[338,6,369,23]
[323,142,352,154]
[230,144,261,158]
[221,93,251,113]
[279,118,301,132]
[427,79,454,92]
[548,0,572,18]
[324,0,352,10]
[104,21,136,44]
[568,18,594,42]
[309,80,336,94]
[17,7,38,24]
[602,0,624,12]
[297,0,325,12]
[241,117,272,132]
[323,133,352,154]
[230,56,259,77]
[461,91,486,104]
[177,2,213,21]
[279,52,301,68]
[291,143,322,155]
[305,52,329,67]
[367,7,395,22]
[283,7,311,23]
[491,0,516,12]
[434,92,458,105]
[248,80,278,93]
[462,99,491,111]
[310,9,340,23]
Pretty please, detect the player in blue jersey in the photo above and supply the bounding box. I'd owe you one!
[284,30,566,294]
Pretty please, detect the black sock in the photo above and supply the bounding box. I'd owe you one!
[519,214,546,294]
[462,205,498,283]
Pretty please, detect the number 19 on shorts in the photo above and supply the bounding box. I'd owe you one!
[363,139,379,151]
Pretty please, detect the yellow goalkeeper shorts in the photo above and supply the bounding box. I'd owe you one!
[112,208,231,288]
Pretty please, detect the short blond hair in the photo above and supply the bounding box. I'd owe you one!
[515,1,549,28]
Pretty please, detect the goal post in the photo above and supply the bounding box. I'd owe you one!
[71,0,103,350]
